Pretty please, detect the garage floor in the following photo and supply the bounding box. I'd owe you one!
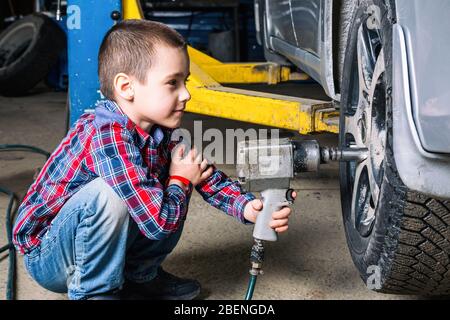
[0,84,423,300]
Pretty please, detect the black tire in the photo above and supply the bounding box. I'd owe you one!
[336,1,358,92]
[339,0,450,295]
[0,13,66,96]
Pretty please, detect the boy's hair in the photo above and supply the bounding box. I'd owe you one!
[98,19,187,100]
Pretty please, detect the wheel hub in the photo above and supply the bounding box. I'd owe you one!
[344,14,386,237]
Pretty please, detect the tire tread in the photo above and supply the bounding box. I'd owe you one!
[382,188,450,294]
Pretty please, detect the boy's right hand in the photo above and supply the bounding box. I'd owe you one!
[169,144,214,188]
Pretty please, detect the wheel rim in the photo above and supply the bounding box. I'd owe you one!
[343,12,386,238]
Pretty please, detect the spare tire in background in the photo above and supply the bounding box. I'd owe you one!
[0,13,66,96]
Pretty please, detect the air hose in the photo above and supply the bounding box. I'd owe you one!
[0,186,18,300]
[0,144,50,300]
[244,274,257,300]
[244,239,264,300]
[0,144,51,158]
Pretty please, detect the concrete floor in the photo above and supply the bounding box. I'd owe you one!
[0,84,420,300]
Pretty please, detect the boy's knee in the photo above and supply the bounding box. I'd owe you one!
[87,178,129,227]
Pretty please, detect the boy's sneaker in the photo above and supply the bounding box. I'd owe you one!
[121,267,201,300]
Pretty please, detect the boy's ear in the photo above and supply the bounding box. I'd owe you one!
[113,73,134,101]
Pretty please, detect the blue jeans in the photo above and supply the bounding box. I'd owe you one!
[23,177,185,300]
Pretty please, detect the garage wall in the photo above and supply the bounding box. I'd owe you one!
[141,0,264,62]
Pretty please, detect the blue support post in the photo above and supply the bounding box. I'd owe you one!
[66,0,122,127]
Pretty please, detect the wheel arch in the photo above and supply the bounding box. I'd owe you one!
[329,0,396,101]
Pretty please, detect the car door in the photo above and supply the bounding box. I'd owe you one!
[290,0,321,57]
[264,0,321,54]
[263,0,323,83]
[264,0,298,47]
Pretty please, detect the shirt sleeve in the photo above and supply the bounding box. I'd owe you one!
[89,123,188,240]
[195,165,256,224]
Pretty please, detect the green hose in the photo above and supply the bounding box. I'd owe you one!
[0,144,50,158]
[0,186,18,300]
[0,244,12,252]
[245,239,264,300]
[244,274,258,300]
[0,144,50,300]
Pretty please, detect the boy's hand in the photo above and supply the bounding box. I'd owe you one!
[169,144,214,187]
[243,191,297,233]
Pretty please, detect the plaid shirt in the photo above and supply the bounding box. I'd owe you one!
[13,100,255,254]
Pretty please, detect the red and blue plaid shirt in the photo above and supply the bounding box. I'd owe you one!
[13,100,255,254]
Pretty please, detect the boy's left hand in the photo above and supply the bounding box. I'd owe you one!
[243,191,297,233]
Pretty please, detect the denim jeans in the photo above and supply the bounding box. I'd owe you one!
[23,177,185,300]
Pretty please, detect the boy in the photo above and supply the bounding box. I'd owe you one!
[13,20,294,300]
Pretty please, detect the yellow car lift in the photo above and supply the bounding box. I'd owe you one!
[123,0,338,135]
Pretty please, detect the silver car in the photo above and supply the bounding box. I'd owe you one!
[256,0,450,295]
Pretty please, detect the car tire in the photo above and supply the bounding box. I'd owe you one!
[0,13,66,96]
[339,0,450,295]
[336,1,358,92]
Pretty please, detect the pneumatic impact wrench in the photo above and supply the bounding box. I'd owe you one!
[236,138,368,299]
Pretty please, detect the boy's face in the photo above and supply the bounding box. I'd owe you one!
[132,45,191,129]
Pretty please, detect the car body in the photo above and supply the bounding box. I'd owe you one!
[255,0,450,199]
